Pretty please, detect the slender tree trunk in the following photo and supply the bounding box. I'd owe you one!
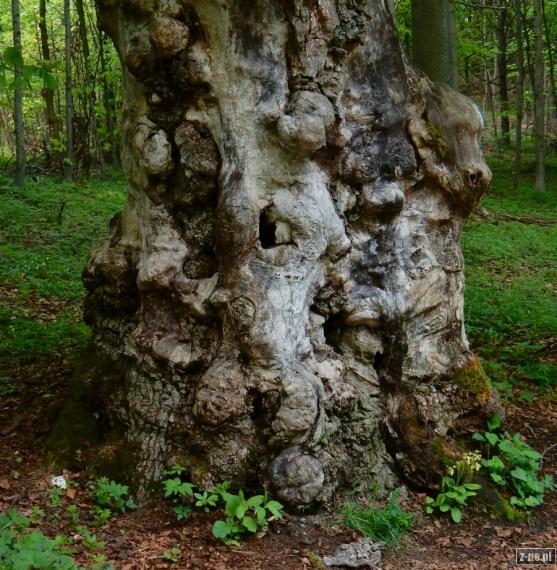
[534,0,545,191]
[64,0,74,181]
[496,1,511,146]
[39,0,62,169]
[97,22,119,166]
[542,0,557,144]
[411,0,453,85]
[11,0,25,187]
[484,61,499,142]
[522,0,535,137]
[76,0,105,176]
[65,0,500,504]
[447,0,459,89]
[513,0,525,187]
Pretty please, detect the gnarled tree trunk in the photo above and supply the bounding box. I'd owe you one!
[81,0,500,506]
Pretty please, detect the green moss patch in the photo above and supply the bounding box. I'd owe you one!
[453,356,492,405]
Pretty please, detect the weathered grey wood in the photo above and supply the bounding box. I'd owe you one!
[84,0,500,505]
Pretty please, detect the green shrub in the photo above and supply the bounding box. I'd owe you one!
[473,416,555,509]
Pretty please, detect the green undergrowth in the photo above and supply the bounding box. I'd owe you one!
[0,171,126,366]
[463,151,557,400]
[341,489,415,547]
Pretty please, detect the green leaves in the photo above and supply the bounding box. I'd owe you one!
[485,432,499,446]
[425,475,480,523]
[95,477,136,513]
[212,490,283,544]
[486,413,501,432]
[474,423,554,511]
[161,466,284,545]
[163,478,194,499]
[450,508,462,523]
[194,491,219,512]
[172,505,192,521]
[3,47,23,67]
[0,511,78,570]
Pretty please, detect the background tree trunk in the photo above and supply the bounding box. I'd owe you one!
[76,0,106,177]
[64,0,74,181]
[11,0,25,187]
[78,0,500,505]
[411,0,453,85]
[496,0,511,146]
[39,0,62,169]
[447,0,459,89]
[513,0,525,187]
[534,0,546,191]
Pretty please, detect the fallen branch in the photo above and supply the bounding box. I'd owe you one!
[472,207,557,226]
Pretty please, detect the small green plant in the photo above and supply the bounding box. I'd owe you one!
[425,451,482,523]
[49,487,64,508]
[90,506,112,528]
[194,490,219,512]
[30,506,46,526]
[75,526,105,553]
[162,547,181,563]
[66,505,80,527]
[91,553,115,570]
[95,477,136,513]
[172,505,193,521]
[0,508,77,569]
[0,377,16,397]
[211,490,284,546]
[342,489,414,546]
[161,466,284,545]
[474,416,555,509]
[162,464,195,521]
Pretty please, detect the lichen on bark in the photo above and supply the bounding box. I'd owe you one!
[78,0,501,506]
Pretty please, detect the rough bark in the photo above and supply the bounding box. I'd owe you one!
[80,0,500,506]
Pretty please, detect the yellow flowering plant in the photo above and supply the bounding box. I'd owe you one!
[425,452,482,523]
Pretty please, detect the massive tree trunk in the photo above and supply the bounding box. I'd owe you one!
[81,0,500,506]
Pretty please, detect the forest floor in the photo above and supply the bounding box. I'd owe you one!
[0,153,556,569]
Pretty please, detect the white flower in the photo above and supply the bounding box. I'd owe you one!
[51,475,67,489]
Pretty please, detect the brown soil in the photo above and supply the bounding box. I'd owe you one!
[1,356,555,569]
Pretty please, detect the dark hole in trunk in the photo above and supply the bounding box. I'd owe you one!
[259,208,277,249]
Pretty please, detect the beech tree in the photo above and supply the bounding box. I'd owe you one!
[79,0,500,505]
[411,0,455,86]
[11,0,24,187]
